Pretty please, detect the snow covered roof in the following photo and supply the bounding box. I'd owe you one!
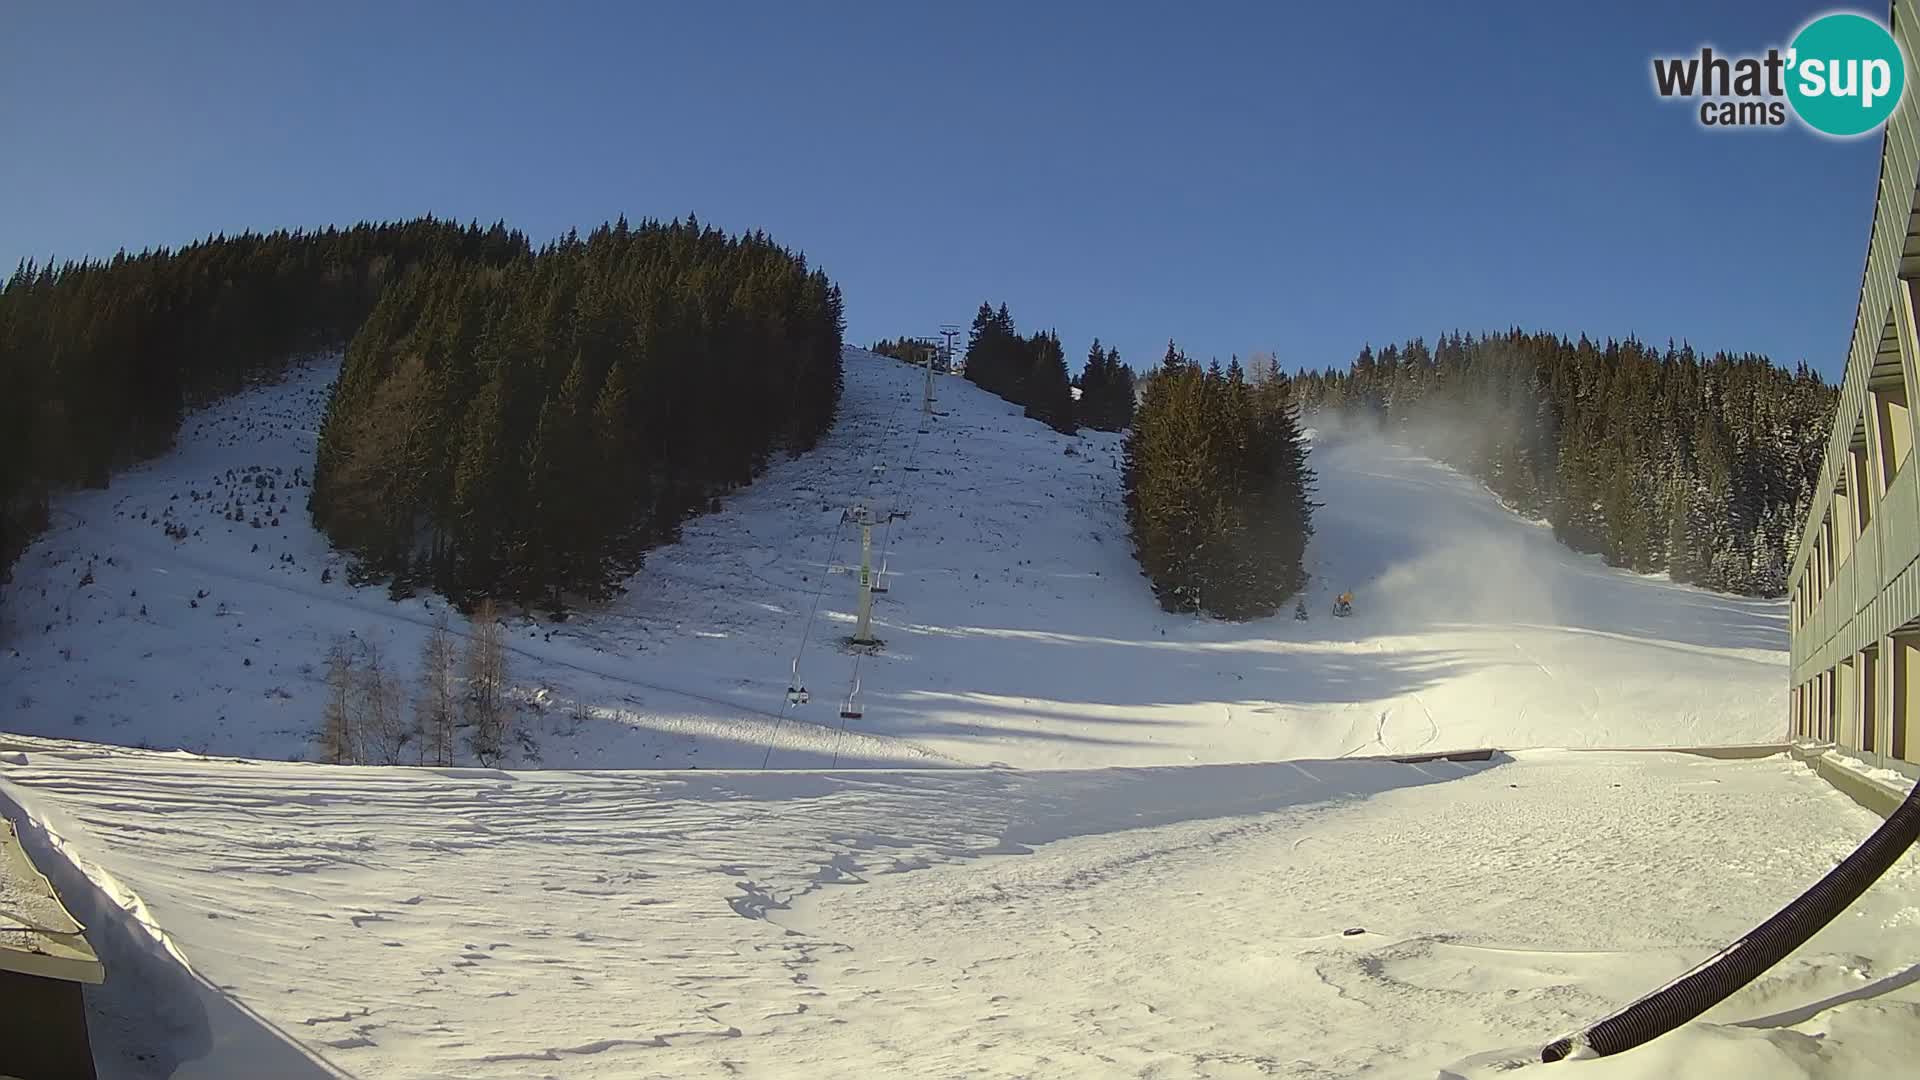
[0,817,101,985]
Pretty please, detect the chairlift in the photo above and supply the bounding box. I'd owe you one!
[840,676,863,719]
[786,659,809,705]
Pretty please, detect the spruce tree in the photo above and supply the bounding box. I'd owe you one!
[1124,342,1315,619]
[1081,338,1110,426]
[1022,330,1077,433]
[1107,347,1135,430]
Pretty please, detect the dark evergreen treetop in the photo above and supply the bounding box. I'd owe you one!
[960,301,1079,434]
[1077,339,1136,432]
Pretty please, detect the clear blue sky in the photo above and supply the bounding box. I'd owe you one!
[0,1,1885,380]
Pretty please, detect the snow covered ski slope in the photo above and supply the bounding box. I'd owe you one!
[3,347,1787,770]
[5,345,1896,1080]
[3,739,1917,1078]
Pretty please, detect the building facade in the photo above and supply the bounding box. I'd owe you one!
[1787,0,1920,776]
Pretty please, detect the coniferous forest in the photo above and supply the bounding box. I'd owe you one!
[878,317,1137,432]
[1124,346,1316,619]
[961,302,1079,434]
[310,218,844,610]
[1291,331,1835,596]
[868,337,940,368]
[0,216,844,610]
[1075,338,1138,432]
[0,218,530,583]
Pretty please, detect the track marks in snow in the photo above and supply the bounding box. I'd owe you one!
[481,1037,671,1062]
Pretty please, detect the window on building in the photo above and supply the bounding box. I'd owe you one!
[1824,511,1840,581]
[1874,373,1912,489]
[1848,428,1873,532]
[1896,632,1918,762]
[1832,478,1855,561]
[1862,645,1879,753]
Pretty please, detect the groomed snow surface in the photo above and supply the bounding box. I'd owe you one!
[2,348,1916,1078]
[2,349,1786,770]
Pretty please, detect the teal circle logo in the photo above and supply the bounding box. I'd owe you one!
[1787,13,1906,136]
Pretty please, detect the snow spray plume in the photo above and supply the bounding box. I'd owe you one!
[1303,408,1564,632]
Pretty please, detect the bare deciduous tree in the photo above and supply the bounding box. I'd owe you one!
[464,598,510,765]
[1245,350,1282,385]
[416,611,457,766]
[320,636,356,763]
[359,635,408,765]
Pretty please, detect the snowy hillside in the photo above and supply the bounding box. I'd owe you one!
[1,346,1914,1079]
[2,347,1788,769]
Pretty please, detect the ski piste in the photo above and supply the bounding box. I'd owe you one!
[0,353,1902,1075]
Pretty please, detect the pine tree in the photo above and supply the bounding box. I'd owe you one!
[1106,347,1136,430]
[1022,330,1077,433]
[1081,338,1110,426]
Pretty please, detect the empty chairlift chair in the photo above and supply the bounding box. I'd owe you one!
[786,660,808,706]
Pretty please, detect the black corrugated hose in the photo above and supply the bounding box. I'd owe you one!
[1541,772,1920,1063]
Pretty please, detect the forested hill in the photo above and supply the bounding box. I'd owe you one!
[311,219,844,608]
[0,216,844,606]
[1291,331,1835,597]
[0,218,530,579]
